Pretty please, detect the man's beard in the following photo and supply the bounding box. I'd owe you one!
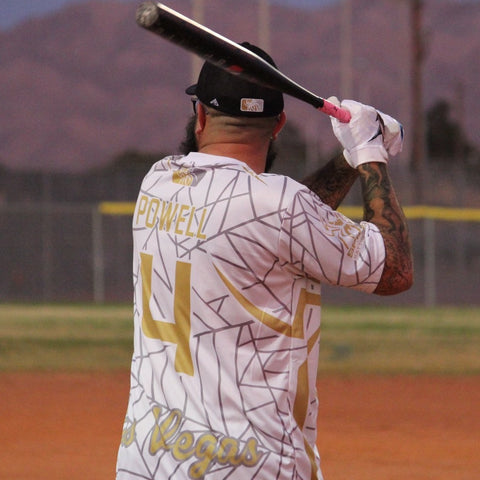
[179,115,198,157]
[179,115,278,173]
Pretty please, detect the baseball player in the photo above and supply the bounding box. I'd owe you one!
[116,42,413,480]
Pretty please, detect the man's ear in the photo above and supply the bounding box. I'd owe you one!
[272,111,287,140]
[195,102,207,136]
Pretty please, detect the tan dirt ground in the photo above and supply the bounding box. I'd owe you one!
[2,372,479,479]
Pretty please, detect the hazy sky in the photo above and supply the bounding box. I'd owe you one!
[0,0,338,30]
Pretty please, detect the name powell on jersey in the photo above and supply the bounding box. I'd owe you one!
[122,405,265,478]
[135,194,208,240]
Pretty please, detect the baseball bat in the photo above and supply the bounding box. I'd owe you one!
[135,2,351,123]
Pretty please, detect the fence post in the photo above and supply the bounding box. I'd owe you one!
[424,216,436,307]
[92,206,105,303]
[42,203,54,301]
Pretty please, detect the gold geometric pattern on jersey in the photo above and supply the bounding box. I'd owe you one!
[117,153,385,480]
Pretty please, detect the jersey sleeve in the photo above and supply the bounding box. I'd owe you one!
[278,188,385,293]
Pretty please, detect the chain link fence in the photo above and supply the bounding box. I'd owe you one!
[1,202,479,306]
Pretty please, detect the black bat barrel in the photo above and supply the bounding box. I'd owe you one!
[135,2,325,109]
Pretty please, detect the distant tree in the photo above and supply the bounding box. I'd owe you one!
[426,99,476,165]
[272,122,308,180]
[106,149,167,173]
[0,163,8,203]
[88,149,168,201]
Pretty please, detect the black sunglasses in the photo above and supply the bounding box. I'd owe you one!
[191,97,198,114]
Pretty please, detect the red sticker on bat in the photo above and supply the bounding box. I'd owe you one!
[228,65,244,73]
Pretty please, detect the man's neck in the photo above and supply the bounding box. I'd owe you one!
[199,143,267,174]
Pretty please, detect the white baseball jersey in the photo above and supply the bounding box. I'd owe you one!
[116,152,385,480]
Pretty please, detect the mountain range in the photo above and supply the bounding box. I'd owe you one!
[1,0,479,172]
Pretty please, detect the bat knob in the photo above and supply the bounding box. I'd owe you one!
[136,2,160,28]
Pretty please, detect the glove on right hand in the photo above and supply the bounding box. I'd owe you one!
[330,99,388,168]
[377,110,404,156]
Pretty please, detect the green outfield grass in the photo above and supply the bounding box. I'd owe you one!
[0,303,479,374]
[317,306,480,375]
[0,304,133,371]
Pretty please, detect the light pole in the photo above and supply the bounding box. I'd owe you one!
[191,0,205,83]
[258,0,271,52]
[409,0,426,185]
[340,0,353,99]
[384,0,426,202]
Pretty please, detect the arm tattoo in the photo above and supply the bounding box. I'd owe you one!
[358,163,413,295]
[301,154,359,210]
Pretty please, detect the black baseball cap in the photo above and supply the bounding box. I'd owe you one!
[185,42,284,118]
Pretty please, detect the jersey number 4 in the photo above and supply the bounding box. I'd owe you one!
[140,252,194,376]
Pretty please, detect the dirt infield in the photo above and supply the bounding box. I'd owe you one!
[2,372,479,479]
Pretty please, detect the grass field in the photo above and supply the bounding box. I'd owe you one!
[1,303,479,374]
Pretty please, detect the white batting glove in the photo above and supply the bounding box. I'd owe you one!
[329,98,403,168]
[377,110,404,156]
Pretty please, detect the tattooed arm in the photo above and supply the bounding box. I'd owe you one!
[304,158,413,294]
[323,99,412,295]
[301,154,359,210]
[358,163,413,295]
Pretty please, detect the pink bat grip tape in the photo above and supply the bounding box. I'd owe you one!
[320,100,352,123]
